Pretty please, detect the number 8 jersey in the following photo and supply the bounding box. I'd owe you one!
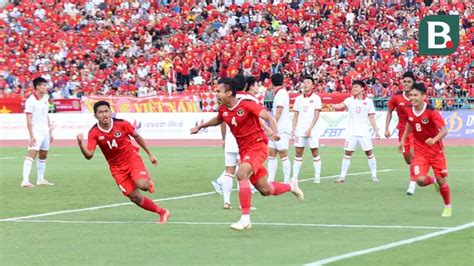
[406,103,446,156]
[87,118,140,165]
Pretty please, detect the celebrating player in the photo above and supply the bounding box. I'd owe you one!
[77,101,170,223]
[400,83,451,217]
[292,76,322,183]
[385,71,417,195]
[267,73,292,183]
[21,77,55,188]
[191,78,304,231]
[331,80,381,183]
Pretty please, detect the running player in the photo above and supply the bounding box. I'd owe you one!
[77,101,170,223]
[400,83,451,217]
[331,80,381,183]
[191,78,304,230]
[292,76,322,183]
[22,77,55,188]
[385,71,417,195]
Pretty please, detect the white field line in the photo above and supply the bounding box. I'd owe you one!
[6,219,451,230]
[304,222,474,266]
[0,169,393,222]
[0,154,67,160]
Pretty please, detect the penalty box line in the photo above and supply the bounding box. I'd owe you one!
[0,169,393,222]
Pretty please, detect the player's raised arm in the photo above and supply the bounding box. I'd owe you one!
[190,115,223,134]
[131,131,158,166]
[259,110,280,141]
[76,133,94,160]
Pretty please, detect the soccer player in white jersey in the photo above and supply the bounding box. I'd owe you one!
[292,76,322,183]
[267,74,292,183]
[21,77,54,188]
[330,80,381,183]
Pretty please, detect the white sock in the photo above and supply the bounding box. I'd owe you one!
[241,214,250,223]
[282,156,291,183]
[37,159,46,183]
[313,156,321,179]
[222,173,233,204]
[216,170,226,184]
[293,157,303,180]
[368,155,377,178]
[340,155,351,178]
[267,157,277,182]
[22,157,34,184]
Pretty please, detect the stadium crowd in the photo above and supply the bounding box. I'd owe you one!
[0,0,473,103]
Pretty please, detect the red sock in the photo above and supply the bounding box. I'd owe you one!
[238,180,252,215]
[139,196,164,215]
[440,184,451,205]
[269,182,291,195]
[409,168,416,181]
[422,176,435,186]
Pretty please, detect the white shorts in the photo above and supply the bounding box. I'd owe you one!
[225,152,239,167]
[268,132,290,151]
[294,135,319,149]
[29,132,50,151]
[344,136,373,152]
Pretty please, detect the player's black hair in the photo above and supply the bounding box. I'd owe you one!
[218,78,238,96]
[271,73,284,86]
[412,82,427,94]
[93,101,111,114]
[352,80,366,88]
[33,77,48,89]
[246,76,257,91]
[402,71,416,82]
[303,76,314,84]
[234,74,247,92]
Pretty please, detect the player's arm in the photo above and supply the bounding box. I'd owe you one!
[131,131,158,166]
[76,133,94,160]
[220,123,226,149]
[426,111,448,146]
[384,108,394,139]
[369,114,381,139]
[26,113,35,147]
[190,115,223,134]
[306,109,320,137]
[259,118,273,136]
[274,106,283,123]
[259,110,280,141]
[399,123,411,152]
[292,110,299,137]
[329,102,346,110]
[48,115,54,143]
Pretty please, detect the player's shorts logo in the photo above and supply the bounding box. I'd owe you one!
[422,118,429,124]
[114,131,122,137]
[237,109,244,116]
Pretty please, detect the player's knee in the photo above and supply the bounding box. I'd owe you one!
[416,177,425,186]
[259,187,271,196]
[135,180,150,191]
[128,194,142,205]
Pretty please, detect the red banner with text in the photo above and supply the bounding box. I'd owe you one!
[81,95,200,113]
[53,99,82,112]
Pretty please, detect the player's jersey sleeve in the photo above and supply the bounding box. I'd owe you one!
[245,100,264,117]
[314,95,322,110]
[343,97,351,109]
[217,106,224,121]
[293,97,301,112]
[368,99,376,115]
[431,109,446,128]
[87,128,98,151]
[122,120,136,136]
[24,97,33,113]
[387,96,397,111]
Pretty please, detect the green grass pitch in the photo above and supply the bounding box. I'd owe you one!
[1,146,473,265]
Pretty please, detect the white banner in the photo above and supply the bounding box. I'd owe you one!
[0,112,399,140]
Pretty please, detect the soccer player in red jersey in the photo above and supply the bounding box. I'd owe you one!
[385,71,417,195]
[191,78,304,231]
[76,101,170,223]
[400,83,451,217]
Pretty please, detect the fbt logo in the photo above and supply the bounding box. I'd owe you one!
[419,15,459,55]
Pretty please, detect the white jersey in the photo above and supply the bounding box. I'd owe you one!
[24,94,50,134]
[293,93,322,136]
[343,96,376,137]
[272,88,291,134]
[224,92,260,153]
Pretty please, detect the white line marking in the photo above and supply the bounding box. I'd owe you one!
[0,154,66,160]
[0,169,393,222]
[4,219,450,230]
[304,222,474,266]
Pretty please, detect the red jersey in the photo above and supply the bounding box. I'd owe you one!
[217,99,267,151]
[87,118,140,166]
[387,91,411,130]
[406,104,446,156]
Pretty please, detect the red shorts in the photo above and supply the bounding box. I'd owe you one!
[109,156,150,196]
[398,128,414,156]
[410,152,448,179]
[240,142,268,185]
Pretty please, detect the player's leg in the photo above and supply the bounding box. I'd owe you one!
[412,156,434,187]
[309,136,321,183]
[212,170,225,194]
[336,138,355,183]
[403,133,417,195]
[232,162,254,230]
[126,186,170,224]
[222,164,236,209]
[36,133,54,186]
[293,139,304,181]
[432,156,451,217]
[277,133,291,183]
[267,144,278,183]
[22,148,37,188]
[361,136,378,182]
